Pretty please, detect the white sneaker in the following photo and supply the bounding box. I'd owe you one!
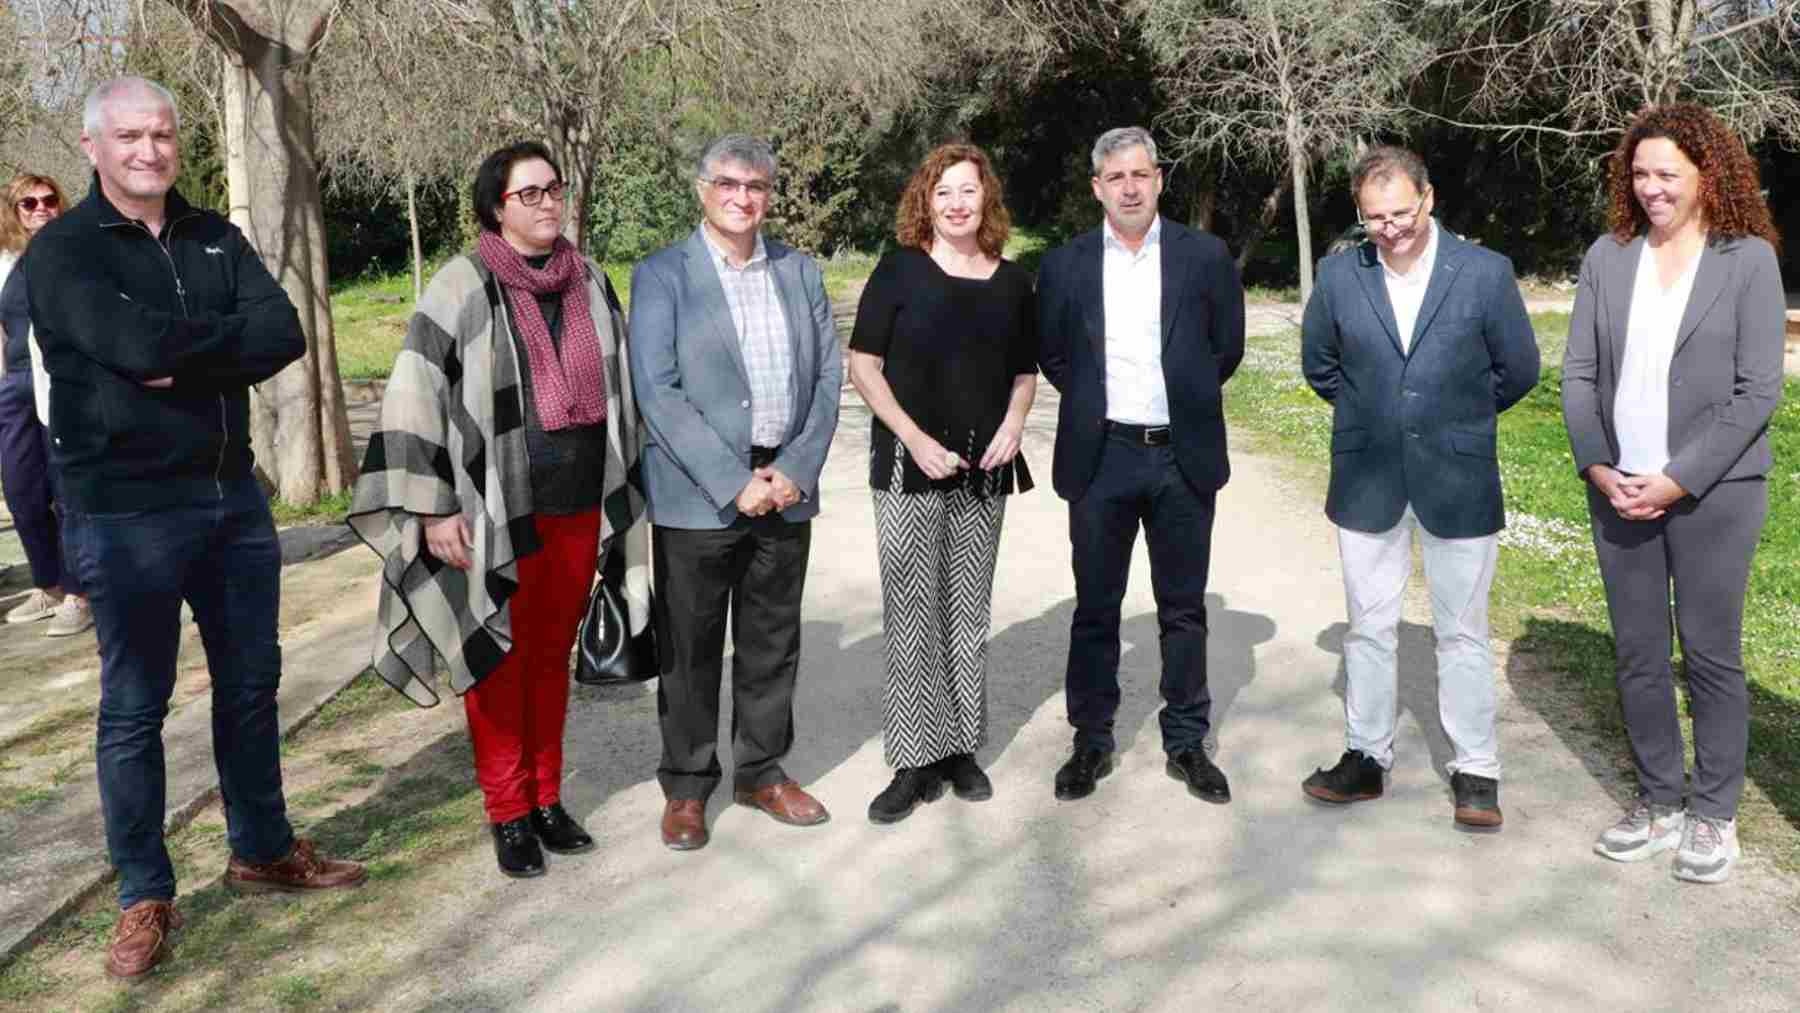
[1593,799,1685,862]
[1672,814,1740,884]
[45,595,93,637]
[5,588,62,624]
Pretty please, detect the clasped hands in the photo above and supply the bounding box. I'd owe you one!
[736,466,802,517]
[1587,464,1686,521]
[904,422,1024,482]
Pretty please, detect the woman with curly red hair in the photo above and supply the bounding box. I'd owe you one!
[847,142,1037,822]
[1562,103,1785,883]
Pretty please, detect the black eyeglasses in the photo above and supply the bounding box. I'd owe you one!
[502,181,566,207]
[1356,189,1429,233]
[16,194,59,213]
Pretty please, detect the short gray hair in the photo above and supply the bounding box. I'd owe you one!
[1351,145,1429,198]
[1091,127,1157,174]
[83,76,181,135]
[696,134,777,182]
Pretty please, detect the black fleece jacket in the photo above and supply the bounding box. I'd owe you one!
[27,179,304,511]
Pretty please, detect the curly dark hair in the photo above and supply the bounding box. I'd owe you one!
[895,142,1011,258]
[1607,103,1779,250]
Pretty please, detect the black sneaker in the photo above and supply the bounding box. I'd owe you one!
[1302,750,1384,804]
[868,766,945,824]
[1451,772,1503,830]
[938,753,993,802]
[491,817,546,878]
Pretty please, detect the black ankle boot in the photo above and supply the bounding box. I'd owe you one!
[492,817,545,878]
[529,803,595,854]
[867,766,945,824]
[939,753,993,801]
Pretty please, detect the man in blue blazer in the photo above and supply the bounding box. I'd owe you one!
[1299,146,1539,829]
[629,134,842,851]
[1038,127,1245,804]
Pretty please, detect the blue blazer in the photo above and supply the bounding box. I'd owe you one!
[1037,220,1246,500]
[627,227,842,530]
[1300,228,1539,538]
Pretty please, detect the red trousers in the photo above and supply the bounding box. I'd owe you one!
[464,510,600,823]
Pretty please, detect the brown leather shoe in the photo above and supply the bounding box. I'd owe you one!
[661,799,708,851]
[105,899,181,980]
[734,780,830,826]
[224,838,368,894]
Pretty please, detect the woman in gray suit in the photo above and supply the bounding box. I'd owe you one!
[1562,103,1785,884]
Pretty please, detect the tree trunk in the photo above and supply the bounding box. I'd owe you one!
[1287,119,1314,307]
[406,168,423,302]
[200,1,353,505]
[1234,174,1292,272]
[1186,164,1217,233]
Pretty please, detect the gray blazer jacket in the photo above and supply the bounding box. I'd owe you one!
[627,227,842,530]
[1301,228,1540,538]
[1561,232,1785,498]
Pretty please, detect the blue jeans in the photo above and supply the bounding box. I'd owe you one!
[64,477,294,908]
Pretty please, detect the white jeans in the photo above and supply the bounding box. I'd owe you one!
[1337,506,1501,779]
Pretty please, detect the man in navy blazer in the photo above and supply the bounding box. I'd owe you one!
[1299,146,1538,829]
[629,134,842,851]
[1037,127,1245,805]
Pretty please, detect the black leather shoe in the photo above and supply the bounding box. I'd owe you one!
[869,766,945,824]
[1167,750,1231,804]
[1451,772,1503,830]
[1054,747,1114,801]
[491,817,546,878]
[938,753,993,802]
[1303,749,1384,804]
[529,803,595,854]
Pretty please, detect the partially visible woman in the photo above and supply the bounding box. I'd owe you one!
[848,142,1037,823]
[349,142,649,878]
[0,172,91,637]
[1562,103,1785,884]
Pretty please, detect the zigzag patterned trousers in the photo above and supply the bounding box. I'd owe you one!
[872,478,1007,769]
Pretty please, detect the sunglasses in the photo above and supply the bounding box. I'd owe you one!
[16,194,59,213]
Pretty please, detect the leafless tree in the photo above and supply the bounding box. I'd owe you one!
[1421,0,1800,150]
[1139,0,1427,305]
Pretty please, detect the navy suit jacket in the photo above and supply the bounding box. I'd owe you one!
[1037,220,1246,501]
[1300,228,1539,538]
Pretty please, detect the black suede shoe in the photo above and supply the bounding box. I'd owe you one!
[868,766,945,824]
[938,753,993,802]
[1053,747,1114,801]
[529,803,595,855]
[491,817,546,878]
[1451,772,1503,830]
[1166,750,1231,804]
[1303,749,1384,804]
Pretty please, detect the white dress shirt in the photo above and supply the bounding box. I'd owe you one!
[704,230,794,447]
[1379,219,1439,354]
[1102,215,1168,425]
[1614,242,1701,474]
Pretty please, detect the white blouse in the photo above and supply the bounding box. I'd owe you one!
[1613,243,1701,475]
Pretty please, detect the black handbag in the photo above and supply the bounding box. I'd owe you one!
[574,544,658,685]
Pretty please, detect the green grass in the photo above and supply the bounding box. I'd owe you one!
[268,488,353,528]
[1226,313,1800,870]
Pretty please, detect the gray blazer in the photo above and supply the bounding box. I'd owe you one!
[628,226,842,530]
[1561,233,1785,498]
[1301,228,1540,538]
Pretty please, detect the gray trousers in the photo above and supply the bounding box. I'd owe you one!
[1586,478,1766,819]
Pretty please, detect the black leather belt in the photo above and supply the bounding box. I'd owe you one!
[1105,421,1171,447]
[750,444,781,468]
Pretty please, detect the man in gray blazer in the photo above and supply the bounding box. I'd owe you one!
[1298,146,1539,830]
[628,134,842,851]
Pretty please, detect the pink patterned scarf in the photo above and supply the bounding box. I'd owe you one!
[477,231,607,430]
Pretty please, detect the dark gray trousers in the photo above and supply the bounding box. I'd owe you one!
[1586,478,1766,819]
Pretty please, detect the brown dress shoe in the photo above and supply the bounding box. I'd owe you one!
[734,780,830,826]
[661,799,708,851]
[106,899,182,980]
[224,838,368,894]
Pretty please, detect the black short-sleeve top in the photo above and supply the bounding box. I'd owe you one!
[848,249,1037,496]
